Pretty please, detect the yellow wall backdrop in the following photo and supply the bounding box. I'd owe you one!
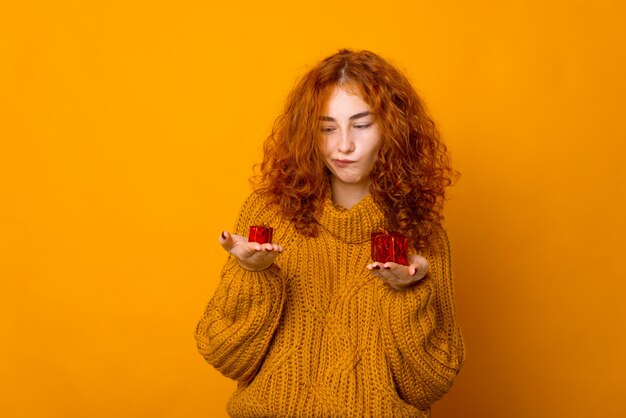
[2,0,625,417]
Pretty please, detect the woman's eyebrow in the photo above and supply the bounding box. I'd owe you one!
[320,111,372,122]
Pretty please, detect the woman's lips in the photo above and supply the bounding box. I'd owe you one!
[333,159,355,167]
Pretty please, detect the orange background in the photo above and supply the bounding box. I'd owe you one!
[2,1,625,417]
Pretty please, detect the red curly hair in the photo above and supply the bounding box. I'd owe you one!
[252,49,458,251]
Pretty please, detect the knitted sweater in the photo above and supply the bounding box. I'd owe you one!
[195,192,465,417]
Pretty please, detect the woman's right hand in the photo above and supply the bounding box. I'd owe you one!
[219,230,284,272]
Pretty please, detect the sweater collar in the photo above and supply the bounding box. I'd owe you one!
[317,194,386,244]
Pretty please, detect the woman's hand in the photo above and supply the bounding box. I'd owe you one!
[366,254,430,291]
[219,230,284,272]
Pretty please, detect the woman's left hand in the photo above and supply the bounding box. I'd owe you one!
[366,254,430,291]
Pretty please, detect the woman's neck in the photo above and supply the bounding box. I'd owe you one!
[330,177,371,209]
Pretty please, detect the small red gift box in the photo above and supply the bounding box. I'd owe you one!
[371,231,408,266]
[248,225,273,244]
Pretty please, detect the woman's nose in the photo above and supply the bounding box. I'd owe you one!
[337,131,355,154]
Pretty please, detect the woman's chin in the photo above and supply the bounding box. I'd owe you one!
[332,175,369,187]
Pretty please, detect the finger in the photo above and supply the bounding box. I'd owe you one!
[378,265,415,288]
[260,242,282,252]
[375,266,399,283]
[383,262,419,282]
[413,261,429,278]
[366,263,384,280]
[382,262,402,273]
[219,230,235,251]
[252,249,281,266]
[410,255,430,273]
[366,262,383,271]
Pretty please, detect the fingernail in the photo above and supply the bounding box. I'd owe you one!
[221,231,226,239]
[373,265,380,270]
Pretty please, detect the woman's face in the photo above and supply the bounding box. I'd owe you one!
[320,86,382,190]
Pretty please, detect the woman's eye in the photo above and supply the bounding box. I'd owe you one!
[354,123,372,129]
[321,126,335,133]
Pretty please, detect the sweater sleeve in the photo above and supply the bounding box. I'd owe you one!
[195,193,286,383]
[376,225,465,408]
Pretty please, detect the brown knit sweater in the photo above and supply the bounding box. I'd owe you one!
[195,192,465,417]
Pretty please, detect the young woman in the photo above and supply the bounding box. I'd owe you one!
[195,49,465,417]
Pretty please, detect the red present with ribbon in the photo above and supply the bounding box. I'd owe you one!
[248,225,273,244]
[371,231,408,266]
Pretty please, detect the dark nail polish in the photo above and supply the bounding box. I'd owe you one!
[221,231,226,239]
